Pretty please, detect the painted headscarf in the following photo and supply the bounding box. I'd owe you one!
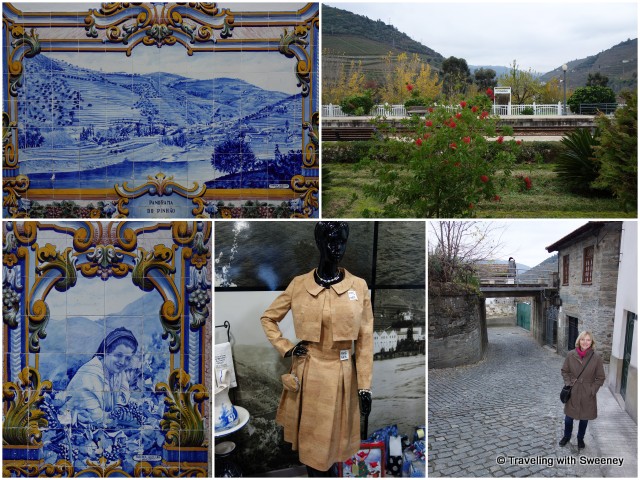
[95,326,138,355]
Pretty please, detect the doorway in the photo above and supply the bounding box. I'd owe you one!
[567,316,579,352]
[621,311,636,399]
[516,302,531,330]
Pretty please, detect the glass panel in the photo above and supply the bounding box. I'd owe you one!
[215,221,374,288]
[375,221,426,286]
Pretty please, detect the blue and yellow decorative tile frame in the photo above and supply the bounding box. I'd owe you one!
[3,3,319,219]
[2,221,212,477]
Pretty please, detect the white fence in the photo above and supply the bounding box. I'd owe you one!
[323,102,575,117]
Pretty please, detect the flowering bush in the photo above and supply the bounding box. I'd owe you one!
[363,97,518,217]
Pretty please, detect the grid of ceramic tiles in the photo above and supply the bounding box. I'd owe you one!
[3,3,319,219]
[2,221,212,477]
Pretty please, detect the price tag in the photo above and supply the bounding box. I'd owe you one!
[348,290,358,301]
[340,350,350,361]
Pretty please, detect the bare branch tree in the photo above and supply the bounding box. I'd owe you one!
[428,221,507,283]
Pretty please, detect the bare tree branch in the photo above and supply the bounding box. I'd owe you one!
[429,221,507,283]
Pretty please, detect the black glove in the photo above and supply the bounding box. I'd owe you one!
[358,390,372,416]
[285,341,309,358]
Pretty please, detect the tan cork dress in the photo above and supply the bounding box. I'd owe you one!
[261,269,374,471]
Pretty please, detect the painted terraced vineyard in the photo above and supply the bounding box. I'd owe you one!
[3,3,319,218]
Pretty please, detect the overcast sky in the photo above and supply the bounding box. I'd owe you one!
[429,220,591,269]
[328,0,637,73]
[481,220,588,268]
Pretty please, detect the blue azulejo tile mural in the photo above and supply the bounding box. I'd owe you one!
[2,221,212,477]
[3,3,319,219]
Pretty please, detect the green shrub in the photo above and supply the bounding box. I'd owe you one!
[340,91,374,116]
[554,128,607,195]
[592,91,637,211]
[520,107,535,115]
[567,86,616,114]
[486,141,566,164]
[322,140,414,164]
[405,97,430,108]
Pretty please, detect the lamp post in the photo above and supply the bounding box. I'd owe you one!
[562,64,568,115]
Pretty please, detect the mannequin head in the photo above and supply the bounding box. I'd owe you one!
[314,222,349,265]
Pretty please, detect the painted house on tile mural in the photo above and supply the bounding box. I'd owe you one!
[546,221,623,362]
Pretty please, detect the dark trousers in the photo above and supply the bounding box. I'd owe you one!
[564,415,588,439]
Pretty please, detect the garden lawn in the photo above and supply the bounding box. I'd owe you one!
[322,163,636,218]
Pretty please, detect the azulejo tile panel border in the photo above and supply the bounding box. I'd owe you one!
[3,3,319,218]
[2,221,212,477]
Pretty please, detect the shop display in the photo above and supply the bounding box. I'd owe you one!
[260,222,374,476]
[214,221,426,477]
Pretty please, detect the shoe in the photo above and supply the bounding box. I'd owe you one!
[559,437,570,446]
[578,439,585,449]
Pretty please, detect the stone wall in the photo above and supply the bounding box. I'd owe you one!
[557,223,622,361]
[429,283,487,368]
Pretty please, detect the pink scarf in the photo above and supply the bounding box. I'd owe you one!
[576,347,591,359]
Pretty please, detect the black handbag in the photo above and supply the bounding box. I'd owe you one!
[560,385,572,403]
[560,352,593,404]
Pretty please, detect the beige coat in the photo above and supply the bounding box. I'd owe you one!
[561,349,605,420]
[261,269,374,471]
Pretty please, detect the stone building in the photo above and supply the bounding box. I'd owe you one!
[546,221,623,362]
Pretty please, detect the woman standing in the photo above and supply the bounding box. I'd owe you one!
[559,331,605,449]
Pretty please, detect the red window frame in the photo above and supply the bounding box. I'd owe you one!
[582,246,594,284]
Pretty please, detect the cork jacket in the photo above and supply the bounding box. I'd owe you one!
[561,349,605,420]
[260,268,374,390]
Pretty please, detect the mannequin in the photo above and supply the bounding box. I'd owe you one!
[261,222,374,477]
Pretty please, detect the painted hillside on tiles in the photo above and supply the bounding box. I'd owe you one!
[3,3,319,218]
[2,221,212,477]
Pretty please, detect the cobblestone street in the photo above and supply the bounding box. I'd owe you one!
[429,326,637,477]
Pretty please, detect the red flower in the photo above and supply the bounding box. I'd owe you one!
[516,140,522,145]
[425,120,433,127]
[471,105,478,113]
[455,112,462,119]
[423,133,431,140]
[469,202,474,209]
[449,142,457,150]
[449,121,456,128]
[493,195,501,202]
[460,101,467,108]
[480,175,489,183]
[480,111,489,119]
[524,176,532,189]
[454,161,461,167]
[415,138,423,147]
[496,136,504,144]
[428,107,434,113]
[486,87,493,96]
[406,84,414,91]
[462,136,471,144]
